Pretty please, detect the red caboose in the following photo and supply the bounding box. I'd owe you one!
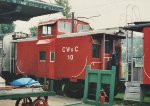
[123,22,150,102]
[16,19,124,97]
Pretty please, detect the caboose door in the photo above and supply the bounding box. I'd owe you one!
[37,44,50,77]
[91,38,102,70]
[36,39,55,78]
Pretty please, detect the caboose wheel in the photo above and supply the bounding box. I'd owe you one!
[33,98,47,106]
[15,97,32,106]
[64,82,84,98]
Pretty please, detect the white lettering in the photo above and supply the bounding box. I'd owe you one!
[62,47,66,52]
[61,46,79,53]
[66,47,70,52]
[75,46,78,52]
[71,48,74,52]
[68,55,74,60]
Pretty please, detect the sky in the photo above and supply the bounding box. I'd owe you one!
[15,0,150,33]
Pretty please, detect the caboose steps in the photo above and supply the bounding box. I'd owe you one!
[125,82,140,87]
[124,82,143,102]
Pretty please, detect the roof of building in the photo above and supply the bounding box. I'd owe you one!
[0,0,63,23]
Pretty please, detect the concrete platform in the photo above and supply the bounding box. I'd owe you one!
[48,95,82,106]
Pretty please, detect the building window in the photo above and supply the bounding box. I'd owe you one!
[50,52,55,62]
[77,24,90,32]
[40,51,46,62]
[105,40,111,53]
[58,21,71,33]
[42,25,52,36]
[92,44,100,58]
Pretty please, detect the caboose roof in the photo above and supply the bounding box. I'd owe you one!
[0,0,63,23]
[38,18,89,26]
[123,21,150,32]
[11,37,37,43]
[58,27,125,39]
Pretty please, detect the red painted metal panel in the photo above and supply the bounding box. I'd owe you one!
[55,36,92,81]
[143,27,150,84]
[17,41,37,76]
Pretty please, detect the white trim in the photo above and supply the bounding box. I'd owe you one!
[72,56,88,78]
[38,21,56,26]
[11,37,37,43]
[36,39,51,45]
[40,60,46,62]
[50,52,55,62]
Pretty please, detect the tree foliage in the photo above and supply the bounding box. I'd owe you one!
[55,0,71,18]
[29,26,38,37]
[122,36,143,62]
[0,23,15,34]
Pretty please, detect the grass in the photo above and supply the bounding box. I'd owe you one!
[144,92,150,103]
[114,93,150,106]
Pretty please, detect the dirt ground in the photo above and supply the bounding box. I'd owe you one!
[0,95,82,106]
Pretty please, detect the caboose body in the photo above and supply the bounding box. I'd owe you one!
[16,19,123,79]
[15,19,124,97]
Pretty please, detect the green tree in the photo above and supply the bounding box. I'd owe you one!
[29,26,38,37]
[0,23,15,34]
[121,36,143,63]
[55,0,71,18]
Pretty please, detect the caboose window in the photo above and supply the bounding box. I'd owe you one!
[40,51,46,62]
[50,52,55,62]
[58,21,71,33]
[92,44,100,58]
[42,26,52,35]
[77,24,90,32]
[105,40,111,53]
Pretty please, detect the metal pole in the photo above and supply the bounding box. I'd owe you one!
[43,77,47,91]
[72,12,74,33]
[49,80,54,92]
[12,43,14,74]
[10,43,12,73]
[14,43,17,74]
[103,34,105,69]
[125,30,128,81]
[131,31,133,81]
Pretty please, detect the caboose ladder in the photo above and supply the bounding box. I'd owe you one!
[124,31,143,102]
[125,31,133,82]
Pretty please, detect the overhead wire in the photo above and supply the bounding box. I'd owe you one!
[77,14,101,19]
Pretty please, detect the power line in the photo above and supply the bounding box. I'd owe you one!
[77,14,101,19]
